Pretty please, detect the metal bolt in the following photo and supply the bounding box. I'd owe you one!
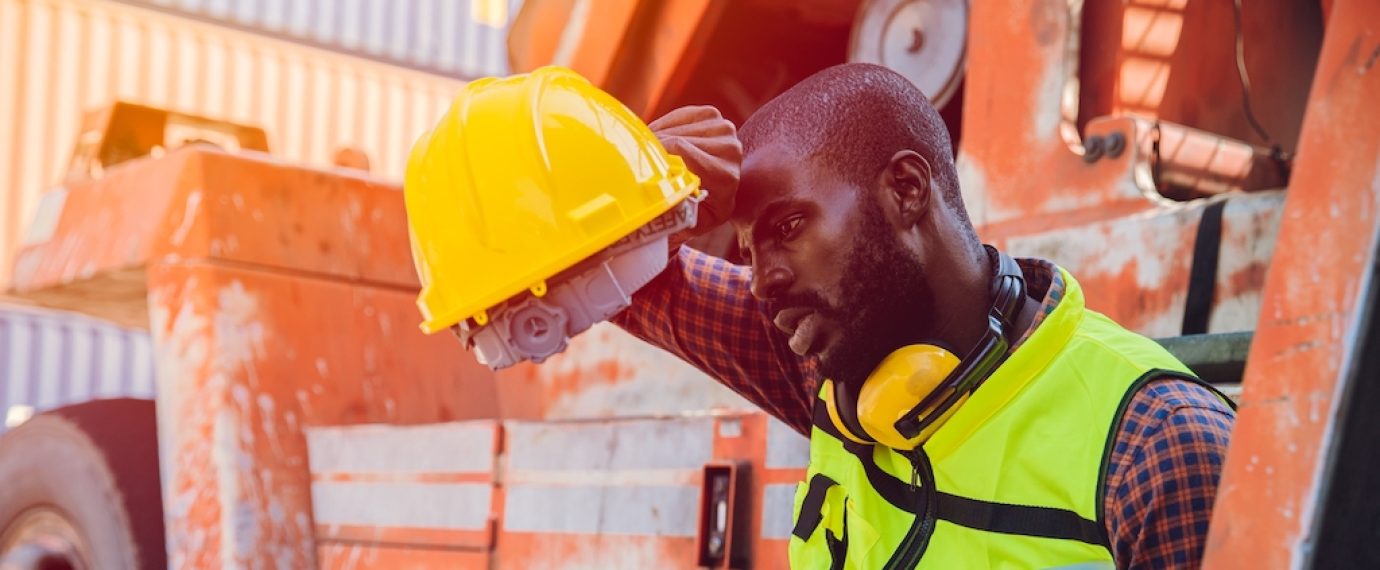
[1105,132,1126,158]
[1083,135,1105,164]
[907,28,926,54]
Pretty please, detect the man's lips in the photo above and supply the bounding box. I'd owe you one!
[773,307,810,334]
[774,307,822,356]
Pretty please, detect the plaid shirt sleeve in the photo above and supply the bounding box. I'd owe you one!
[1105,379,1236,569]
[611,245,818,434]
[1022,261,1233,567]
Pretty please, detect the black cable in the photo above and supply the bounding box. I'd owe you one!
[1232,0,1274,146]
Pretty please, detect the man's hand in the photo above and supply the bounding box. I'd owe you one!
[650,106,742,242]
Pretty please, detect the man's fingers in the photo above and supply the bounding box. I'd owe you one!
[661,135,742,161]
[648,105,723,130]
[678,135,743,158]
[661,139,739,177]
[652,119,737,139]
[651,107,741,235]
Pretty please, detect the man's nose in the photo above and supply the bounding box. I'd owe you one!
[749,257,793,301]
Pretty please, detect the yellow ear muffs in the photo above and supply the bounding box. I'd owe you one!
[822,344,965,450]
[821,248,1027,451]
[855,344,964,450]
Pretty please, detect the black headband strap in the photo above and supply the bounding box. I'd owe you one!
[892,246,1027,440]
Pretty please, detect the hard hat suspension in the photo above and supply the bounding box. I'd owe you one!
[459,194,702,369]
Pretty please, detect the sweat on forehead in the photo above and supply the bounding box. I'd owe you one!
[740,63,958,201]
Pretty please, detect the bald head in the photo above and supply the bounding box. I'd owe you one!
[739,63,967,220]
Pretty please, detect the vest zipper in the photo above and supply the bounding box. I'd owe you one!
[883,449,939,570]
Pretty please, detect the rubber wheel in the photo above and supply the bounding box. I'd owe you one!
[0,399,165,570]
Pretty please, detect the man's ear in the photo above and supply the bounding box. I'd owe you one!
[881,150,934,227]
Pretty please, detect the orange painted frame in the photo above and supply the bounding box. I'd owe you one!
[1202,0,1380,566]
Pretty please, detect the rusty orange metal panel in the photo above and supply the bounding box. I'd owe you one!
[961,0,1152,230]
[962,2,1285,338]
[316,544,489,570]
[1076,0,1322,153]
[148,260,496,568]
[11,148,428,326]
[493,413,805,568]
[13,146,499,567]
[626,0,729,118]
[506,0,730,119]
[495,533,695,569]
[493,323,756,420]
[713,414,807,570]
[307,421,501,568]
[0,0,466,286]
[1003,190,1284,337]
[507,0,645,86]
[1202,0,1380,566]
[496,416,712,568]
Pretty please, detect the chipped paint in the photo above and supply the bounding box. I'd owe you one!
[481,413,806,568]
[15,138,498,567]
[1204,1,1380,565]
[497,323,754,420]
[171,190,204,246]
[1005,192,1283,337]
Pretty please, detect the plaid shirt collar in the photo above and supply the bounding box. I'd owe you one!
[1011,257,1066,350]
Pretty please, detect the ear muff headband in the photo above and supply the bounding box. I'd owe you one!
[892,249,1026,441]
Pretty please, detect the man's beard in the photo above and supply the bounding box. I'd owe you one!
[816,200,937,387]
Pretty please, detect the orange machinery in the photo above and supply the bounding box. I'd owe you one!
[2,0,1378,568]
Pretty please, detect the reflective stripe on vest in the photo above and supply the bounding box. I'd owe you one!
[789,268,1232,569]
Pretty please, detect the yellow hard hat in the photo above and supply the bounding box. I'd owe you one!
[405,66,700,335]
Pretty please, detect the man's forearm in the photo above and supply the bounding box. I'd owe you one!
[612,245,816,433]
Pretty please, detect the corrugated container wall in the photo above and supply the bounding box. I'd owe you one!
[0,0,515,285]
[0,304,156,435]
[115,0,521,78]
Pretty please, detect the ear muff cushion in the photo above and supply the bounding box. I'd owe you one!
[822,380,872,445]
[856,344,962,450]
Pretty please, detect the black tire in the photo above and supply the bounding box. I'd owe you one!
[0,399,165,570]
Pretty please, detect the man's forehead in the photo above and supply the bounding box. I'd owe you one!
[733,142,811,222]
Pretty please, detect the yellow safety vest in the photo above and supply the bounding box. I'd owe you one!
[789,268,1230,569]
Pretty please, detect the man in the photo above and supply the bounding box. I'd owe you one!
[622,63,1235,568]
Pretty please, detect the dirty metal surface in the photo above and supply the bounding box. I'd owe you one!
[10,147,423,326]
[960,0,1283,339]
[497,413,806,569]
[17,148,500,568]
[149,260,495,568]
[1005,190,1284,337]
[494,322,755,420]
[307,421,501,569]
[1202,0,1380,566]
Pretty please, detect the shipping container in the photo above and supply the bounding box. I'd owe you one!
[114,0,520,79]
[0,302,155,434]
[0,0,500,285]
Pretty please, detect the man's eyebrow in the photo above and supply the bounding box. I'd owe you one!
[737,197,811,253]
[751,198,809,233]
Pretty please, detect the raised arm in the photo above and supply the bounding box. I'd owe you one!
[613,245,815,433]
[607,106,816,434]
